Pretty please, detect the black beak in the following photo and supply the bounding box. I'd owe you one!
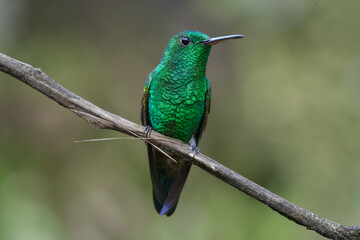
[200,34,244,46]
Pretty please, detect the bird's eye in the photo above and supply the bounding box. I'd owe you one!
[180,36,191,46]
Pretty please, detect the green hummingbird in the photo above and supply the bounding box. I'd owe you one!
[141,30,243,216]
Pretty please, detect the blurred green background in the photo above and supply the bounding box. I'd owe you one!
[1,0,360,239]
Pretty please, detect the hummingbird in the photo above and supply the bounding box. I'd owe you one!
[141,30,243,216]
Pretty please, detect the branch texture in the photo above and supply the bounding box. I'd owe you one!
[0,52,359,240]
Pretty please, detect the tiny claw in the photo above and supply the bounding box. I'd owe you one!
[144,125,152,137]
[189,146,200,158]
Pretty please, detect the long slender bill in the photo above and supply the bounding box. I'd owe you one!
[201,34,244,46]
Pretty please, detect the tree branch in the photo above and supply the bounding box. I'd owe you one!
[0,52,359,240]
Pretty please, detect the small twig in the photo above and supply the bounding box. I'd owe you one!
[0,52,359,240]
[72,136,164,143]
[126,129,177,163]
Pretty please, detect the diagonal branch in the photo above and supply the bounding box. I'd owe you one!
[0,52,359,240]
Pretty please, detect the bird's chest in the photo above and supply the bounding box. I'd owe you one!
[148,78,206,142]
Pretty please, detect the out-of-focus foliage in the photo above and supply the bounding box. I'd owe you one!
[0,0,359,239]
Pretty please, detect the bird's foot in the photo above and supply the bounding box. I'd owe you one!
[189,146,200,158]
[144,125,152,137]
[188,136,199,158]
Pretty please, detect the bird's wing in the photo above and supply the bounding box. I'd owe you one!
[194,77,211,145]
[141,71,155,126]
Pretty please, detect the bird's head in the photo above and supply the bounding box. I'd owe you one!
[160,31,243,73]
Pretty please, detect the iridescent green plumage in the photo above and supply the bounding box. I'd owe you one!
[141,30,243,216]
[147,31,211,142]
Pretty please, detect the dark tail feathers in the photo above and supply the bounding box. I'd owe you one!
[147,144,191,216]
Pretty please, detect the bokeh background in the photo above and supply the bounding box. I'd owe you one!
[1,0,360,239]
